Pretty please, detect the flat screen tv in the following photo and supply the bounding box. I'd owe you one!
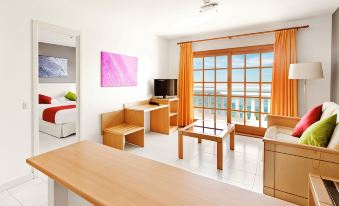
[154,79,177,99]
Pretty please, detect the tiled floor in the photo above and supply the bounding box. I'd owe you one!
[0,131,263,206]
[39,132,78,154]
[125,131,264,192]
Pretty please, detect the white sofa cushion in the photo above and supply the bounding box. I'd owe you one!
[321,102,339,149]
[328,124,339,150]
[264,126,298,144]
[321,102,339,120]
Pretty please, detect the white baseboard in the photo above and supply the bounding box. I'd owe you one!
[0,173,34,192]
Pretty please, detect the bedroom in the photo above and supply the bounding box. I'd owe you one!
[37,27,79,153]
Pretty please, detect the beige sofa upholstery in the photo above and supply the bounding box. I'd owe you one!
[263,102,339,206]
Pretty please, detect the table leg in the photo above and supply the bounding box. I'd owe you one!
[217,141,223,170]
[230,129,235,150]
[178,133,183,159]
[198,138,202,143]
[48,178,68,206]
[48,178,93,206]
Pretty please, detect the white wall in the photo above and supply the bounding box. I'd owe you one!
[0,0,169,188]
[168,15,333,116]
[39,83,76,99]
[332,8,339,103]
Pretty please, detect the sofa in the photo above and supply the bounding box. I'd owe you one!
[263,102,339,206]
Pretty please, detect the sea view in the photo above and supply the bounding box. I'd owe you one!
[193,52,273,127]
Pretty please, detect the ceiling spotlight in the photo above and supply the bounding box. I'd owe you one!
[200,0,218,13]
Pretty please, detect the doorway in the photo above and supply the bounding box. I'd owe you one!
[32,20,81,155]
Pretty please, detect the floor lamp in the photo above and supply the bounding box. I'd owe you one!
[289,62,324,113]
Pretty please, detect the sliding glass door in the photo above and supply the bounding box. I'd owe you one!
[193,45,274,136]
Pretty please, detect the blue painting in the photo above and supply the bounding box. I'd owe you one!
[39,55,68,78]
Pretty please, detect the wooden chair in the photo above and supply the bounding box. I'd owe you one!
[101,110,144,150]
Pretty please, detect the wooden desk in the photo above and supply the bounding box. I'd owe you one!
[309,174,336,206]
[101,100,173,150]
[124,100,170,135]
[124,103,168,112]
[27,141,294,206]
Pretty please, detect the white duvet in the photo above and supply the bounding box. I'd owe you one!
[39,102,76,124]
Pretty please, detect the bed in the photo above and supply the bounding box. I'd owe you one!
[39,101,77,138]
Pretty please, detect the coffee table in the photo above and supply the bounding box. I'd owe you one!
[178,120,235,170]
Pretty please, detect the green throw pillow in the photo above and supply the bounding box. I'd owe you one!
[65,91,77,101]
[298,114,337,147]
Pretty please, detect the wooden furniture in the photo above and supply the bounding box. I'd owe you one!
[178,120,235,170]
[101,110,145,150]
[26,141,294,206]
[101,99,180,150]
[263,114,339,206]
[101,99,170,150]
[150,97,178,134]
[308,174,337,206]
[124,100,170,134]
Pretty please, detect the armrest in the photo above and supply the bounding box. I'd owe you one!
[101,110,125,135]
[263,136,339,156]
[267,115,301,128]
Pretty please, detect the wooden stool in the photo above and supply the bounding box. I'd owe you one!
[103,124,144,150]
[102,110,145,150]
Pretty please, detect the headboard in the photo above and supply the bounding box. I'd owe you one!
[39,83,76,98]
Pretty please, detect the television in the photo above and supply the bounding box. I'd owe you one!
[154,79,177,99]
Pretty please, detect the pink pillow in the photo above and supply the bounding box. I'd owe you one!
[292,104,323,137]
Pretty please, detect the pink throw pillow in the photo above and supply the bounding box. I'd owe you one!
[292,104,323,137]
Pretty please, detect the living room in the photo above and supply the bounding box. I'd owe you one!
[0,0,338,205]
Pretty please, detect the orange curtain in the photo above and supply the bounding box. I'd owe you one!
[178,43,194,127]
[271,29,298,117]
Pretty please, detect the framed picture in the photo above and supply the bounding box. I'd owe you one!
[101,51,138,87]
[39,55,68,78]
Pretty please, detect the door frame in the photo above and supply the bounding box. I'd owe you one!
[31,20,82,157]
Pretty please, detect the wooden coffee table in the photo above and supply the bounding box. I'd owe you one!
[178,120,235,170]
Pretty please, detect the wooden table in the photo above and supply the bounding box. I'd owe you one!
[309,174,337,206]
[26,141,293,206]
[178,120,235,170]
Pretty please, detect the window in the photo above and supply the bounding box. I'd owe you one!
[193,45,274,135]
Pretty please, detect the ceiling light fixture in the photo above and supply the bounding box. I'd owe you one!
[199,0,219,13]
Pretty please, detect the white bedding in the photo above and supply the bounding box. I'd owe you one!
[39,102,77,124]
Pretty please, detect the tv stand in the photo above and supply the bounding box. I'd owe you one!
[150,97,178,134]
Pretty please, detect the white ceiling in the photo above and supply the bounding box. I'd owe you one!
[144,0,339,39]
[37,0,338,42]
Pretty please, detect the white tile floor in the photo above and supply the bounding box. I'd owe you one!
[0,131,264,206]
[39,132,78,154]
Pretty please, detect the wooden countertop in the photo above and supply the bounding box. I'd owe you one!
[27,141,294,206]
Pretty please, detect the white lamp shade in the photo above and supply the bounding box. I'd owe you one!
[289,62,324,79]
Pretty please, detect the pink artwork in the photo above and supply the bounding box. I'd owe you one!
[101,51,138,87]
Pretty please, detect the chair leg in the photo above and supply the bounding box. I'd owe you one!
[125,129,144,148]
[103,133,125,150]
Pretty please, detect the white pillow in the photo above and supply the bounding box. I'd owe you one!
[51,98,59,104]
[327,124,339,150]
[56,97,75,104]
